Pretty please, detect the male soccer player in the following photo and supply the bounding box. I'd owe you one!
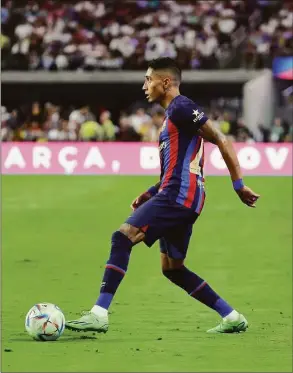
[66,57,260,334]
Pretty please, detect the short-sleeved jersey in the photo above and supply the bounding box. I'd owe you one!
[158,95,208,212]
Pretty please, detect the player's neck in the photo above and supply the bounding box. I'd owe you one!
[160,89,181,110]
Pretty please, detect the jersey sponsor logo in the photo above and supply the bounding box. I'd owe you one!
[193,109,205,123]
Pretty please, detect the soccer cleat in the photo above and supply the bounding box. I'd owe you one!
[65,312,108,333]
[207,314,248,334]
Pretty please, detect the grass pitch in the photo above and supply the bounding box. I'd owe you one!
[1,175,292,372]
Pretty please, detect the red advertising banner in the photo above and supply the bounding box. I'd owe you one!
[1,142,292,176]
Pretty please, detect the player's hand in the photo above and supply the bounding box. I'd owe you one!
[236,186,260,208]
[131,191,152,211]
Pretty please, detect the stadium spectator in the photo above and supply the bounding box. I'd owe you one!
[99,110,117,141]
[144,109,165,142]
[129,107,152,135]
[43,103,61,131]
[79,120,104,141]
[218,112,232,135]
[269,117,286,142]
[234,117,255,143]
[256,124,271,142]
[47,119,77,141]
[24,120,45,141]
[116,112,142,142]
[29,101,45,124]
[68,105,95,135]
[1,106,14,141]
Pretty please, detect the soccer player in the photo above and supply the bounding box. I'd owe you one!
[66,57,260,334]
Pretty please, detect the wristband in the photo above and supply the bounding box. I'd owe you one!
[147,185,158,197]
[233,179,244,191]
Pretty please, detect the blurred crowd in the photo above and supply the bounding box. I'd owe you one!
[242,0,293,69]
[1,0,292,71]
[1,0,292,144]
[1,96,292,143]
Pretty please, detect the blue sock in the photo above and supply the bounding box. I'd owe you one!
[163,266,233,317]
[96,231,133,310]
[96,293,113,309]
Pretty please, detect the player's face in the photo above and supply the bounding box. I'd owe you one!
[142,68,170,103]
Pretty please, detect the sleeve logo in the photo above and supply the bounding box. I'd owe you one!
[193,109,205,123]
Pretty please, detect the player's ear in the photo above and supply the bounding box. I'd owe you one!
[163,77,171,91]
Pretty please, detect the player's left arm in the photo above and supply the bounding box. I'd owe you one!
[198,119,260,208]
[131,181,161,211]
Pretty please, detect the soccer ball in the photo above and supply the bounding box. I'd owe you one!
[25,303,65,341]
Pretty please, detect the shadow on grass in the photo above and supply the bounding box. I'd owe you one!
[9,335,98,342]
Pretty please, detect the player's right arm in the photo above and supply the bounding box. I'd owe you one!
[198,119,260,208]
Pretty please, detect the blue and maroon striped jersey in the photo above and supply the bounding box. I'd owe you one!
[158,95,208,212]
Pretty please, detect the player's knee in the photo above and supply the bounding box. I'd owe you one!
[118,223,145,244]
[161,255,185,274]
[162,268,182,281]
[162,268,173,279]
[162,262,185,278]
[111,230,132,248]
[168,259,185,270]
[162,265,185,281]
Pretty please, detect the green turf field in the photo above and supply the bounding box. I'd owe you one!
[2,175,292,372]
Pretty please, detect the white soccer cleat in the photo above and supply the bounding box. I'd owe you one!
[65,311,108,333]
[207,313,248,333]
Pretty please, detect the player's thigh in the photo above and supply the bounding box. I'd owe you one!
[159,223,193,261]
[126,194,177,247]
[120,196,163,245]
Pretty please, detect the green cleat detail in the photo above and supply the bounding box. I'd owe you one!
[65,312,108,333]
[207,314,248,334]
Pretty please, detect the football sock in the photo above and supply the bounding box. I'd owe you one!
[91,304,108,317]
[163,266,234,318]
[223,309,240,322]
[95,231,133,310]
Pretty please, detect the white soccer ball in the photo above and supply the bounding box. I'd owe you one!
[25,303,65,341]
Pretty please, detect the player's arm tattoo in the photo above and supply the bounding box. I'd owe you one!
[198,119,242,181]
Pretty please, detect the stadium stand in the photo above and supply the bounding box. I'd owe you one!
[1,0,292,143]
[1,0,292,71]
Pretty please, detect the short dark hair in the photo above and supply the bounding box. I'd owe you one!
[148,57,181,82]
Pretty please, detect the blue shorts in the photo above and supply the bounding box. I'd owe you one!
[126,193,199,260]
